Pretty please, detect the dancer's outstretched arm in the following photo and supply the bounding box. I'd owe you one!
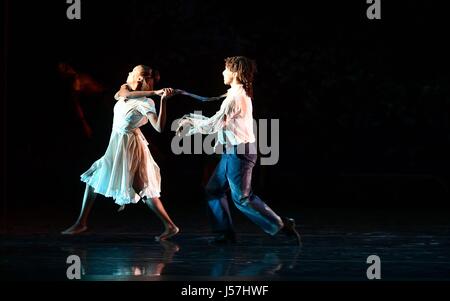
[117,84,165,99]
[176,89,227,102]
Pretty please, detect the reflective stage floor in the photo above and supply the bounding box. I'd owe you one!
[2,226,450,281]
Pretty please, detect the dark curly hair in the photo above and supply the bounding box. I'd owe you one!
[224,56,257,98]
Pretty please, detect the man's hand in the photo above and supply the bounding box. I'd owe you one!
[176,118,193,136]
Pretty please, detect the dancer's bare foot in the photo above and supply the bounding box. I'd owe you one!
[61,223,88,235]
[155,226,179,241]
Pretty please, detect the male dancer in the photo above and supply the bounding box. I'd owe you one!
[177,56,301,245]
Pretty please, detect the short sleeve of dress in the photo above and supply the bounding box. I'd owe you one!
[137,98,157,116]
[114,92,126,101]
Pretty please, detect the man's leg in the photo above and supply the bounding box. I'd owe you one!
[205,155,233,234]
[226,146,284,236]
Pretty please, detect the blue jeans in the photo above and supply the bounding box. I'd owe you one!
[205,143,283,236]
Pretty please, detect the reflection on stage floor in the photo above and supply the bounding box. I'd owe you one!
[2,227,450,281]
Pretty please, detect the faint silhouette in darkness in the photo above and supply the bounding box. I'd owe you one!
[58,62,105,139]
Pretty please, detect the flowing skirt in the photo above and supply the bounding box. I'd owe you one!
[81,128,161,206]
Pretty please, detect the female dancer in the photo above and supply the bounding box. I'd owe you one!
[62,65,179,241]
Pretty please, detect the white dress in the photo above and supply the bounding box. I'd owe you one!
[80,93,161,206]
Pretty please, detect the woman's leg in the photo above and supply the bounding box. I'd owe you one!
[61,184,97,235]
[144,197,179,241]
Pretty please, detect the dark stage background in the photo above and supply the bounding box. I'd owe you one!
[3,0,450,234]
